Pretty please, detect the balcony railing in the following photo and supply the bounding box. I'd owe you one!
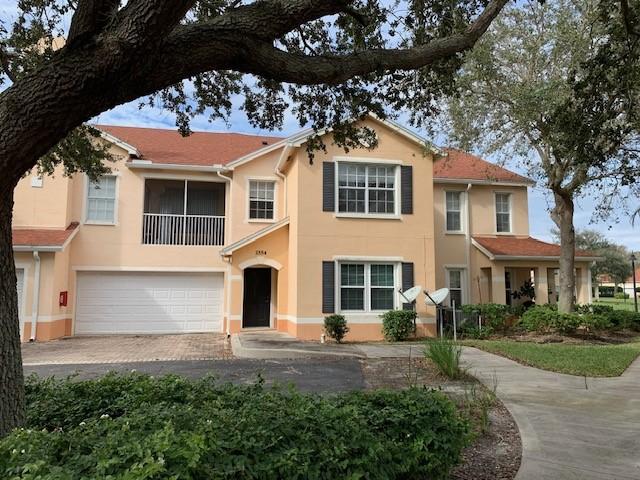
[142,213,225,246]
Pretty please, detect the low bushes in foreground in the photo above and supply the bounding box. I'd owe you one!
[1,373,470,480]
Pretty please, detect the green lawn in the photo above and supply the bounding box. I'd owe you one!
[462,339,640,377]
[593,297,639,312]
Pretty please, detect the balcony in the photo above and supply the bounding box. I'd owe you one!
[142,179,225,246]
[142,213,225,246]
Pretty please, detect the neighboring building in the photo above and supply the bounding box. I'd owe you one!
[597,267,640,299]
[12,115,597,342]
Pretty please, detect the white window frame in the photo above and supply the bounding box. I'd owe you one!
[494,192,513,234]
[84,174,119,225]
[445,267,467,307]
[444,190,465,234]
[334,160,400,219]
[247,177,277,223]
[337,261,400,313]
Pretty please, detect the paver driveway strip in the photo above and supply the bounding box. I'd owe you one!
[21,334,233,365]
[463,347,640,480]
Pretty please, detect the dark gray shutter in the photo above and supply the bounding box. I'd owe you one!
[322,162,335,212]
[322,261,335,313]
[400,165,413,214]
[401,262,415,310]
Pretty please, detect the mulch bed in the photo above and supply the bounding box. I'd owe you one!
[361,357,522,480]
[501,330,640,345]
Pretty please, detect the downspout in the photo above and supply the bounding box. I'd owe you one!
[465,183,473,303]
[217,170,233,337]
[30,250,41,342]
[275,144,294,216]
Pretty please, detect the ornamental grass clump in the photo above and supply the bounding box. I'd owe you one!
[425,338,466,380]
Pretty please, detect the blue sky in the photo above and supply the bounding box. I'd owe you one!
[2,0,638,251]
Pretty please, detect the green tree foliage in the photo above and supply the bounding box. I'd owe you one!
[444,0,640,312]
[552,228,633,284]
[0,0,514,435]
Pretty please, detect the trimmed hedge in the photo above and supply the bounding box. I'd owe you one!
[1,374,470,480]
[324,314,349,343]
[520,305,640,334]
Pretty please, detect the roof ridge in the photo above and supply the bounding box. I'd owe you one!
[95,124,284,138]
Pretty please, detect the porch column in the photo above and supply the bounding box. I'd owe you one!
[491,264,506,304]
[534,267,549,305]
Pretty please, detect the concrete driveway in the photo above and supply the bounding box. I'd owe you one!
[464,348,640,480]
[21,334,233,365]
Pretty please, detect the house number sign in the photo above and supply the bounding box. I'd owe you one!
[256,249,267,256]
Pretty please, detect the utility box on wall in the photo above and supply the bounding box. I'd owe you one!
[59,291,68,307]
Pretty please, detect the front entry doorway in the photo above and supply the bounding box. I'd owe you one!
[242,268,272,328]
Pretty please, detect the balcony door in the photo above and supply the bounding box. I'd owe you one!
[143,179,225,245]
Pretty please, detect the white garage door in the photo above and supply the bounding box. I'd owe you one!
[75,272,223,335]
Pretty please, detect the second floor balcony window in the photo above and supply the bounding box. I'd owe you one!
[337,163,397,215]
[143,179,225,246]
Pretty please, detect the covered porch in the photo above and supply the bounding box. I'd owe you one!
[472,236,599,306]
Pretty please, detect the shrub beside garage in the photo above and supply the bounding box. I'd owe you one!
[0,373,470,479]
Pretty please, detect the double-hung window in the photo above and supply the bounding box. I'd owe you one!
[340,262,396,312]
[86,175,117,224]
[447,269,464,307]
[249,180,275,220]
[495,193,512,233]
[338,163,396,215]
[445,191,463,232]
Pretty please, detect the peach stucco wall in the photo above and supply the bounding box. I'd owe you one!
[290,118,437,340]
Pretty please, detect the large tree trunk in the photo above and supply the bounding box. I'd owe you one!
[0,184,24,437]
[552,191,576,313]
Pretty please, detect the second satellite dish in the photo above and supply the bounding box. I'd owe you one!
[424,288,450,305]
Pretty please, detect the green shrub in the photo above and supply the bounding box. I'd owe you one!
[598,286,615,297]
[552,313,582,334]
[581,314,612,332]
[607,310,640,330]
[324,314,349,343]
[520,305,558,332]
[2,374,469,480]
[614,292,630,300]
[461,303,509,331]
[590,304,614,315]
[458,322,493,340]
[381,309,417,341]
[424,339,466,379]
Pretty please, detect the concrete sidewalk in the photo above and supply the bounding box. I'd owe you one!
[463,347,640,480]
[232,331,425,359]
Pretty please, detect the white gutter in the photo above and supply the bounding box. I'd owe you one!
[127,161,230,173]
[30,251,41,342]
[217,170,233,247]
[434,178,535,187]
[275,144,295,216]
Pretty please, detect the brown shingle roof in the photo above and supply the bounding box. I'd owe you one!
[473,235,596,259]
[97,125,283,166]
[13,223,79,248]
[435,148,533,184]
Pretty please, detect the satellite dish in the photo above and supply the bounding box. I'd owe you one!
[424,288,450,306]
[399,285,422,303]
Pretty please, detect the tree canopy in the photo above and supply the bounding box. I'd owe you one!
[0,0,514,436]
[442,0,640,312]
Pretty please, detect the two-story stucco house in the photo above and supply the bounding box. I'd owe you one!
[12,114,597,342]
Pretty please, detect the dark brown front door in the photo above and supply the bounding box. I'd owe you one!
[242,268,272,328]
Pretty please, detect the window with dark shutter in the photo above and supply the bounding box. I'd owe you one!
[400,165,413,214]
[322,162,335,212]
[322,261,335,313]
[401,262,415,310]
